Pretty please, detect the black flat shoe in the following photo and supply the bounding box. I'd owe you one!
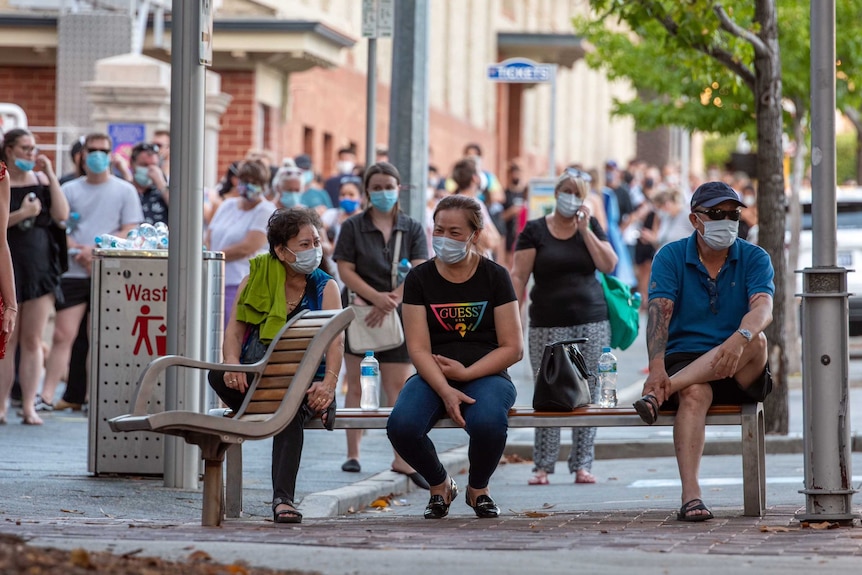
[341,458,361,472]
[424,477,458,519]
[467,493,500,518]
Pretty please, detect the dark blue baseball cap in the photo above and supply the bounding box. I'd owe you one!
[690,181,744,209]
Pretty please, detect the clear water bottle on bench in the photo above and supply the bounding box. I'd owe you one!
[359,351,380,410]
[597,346,618,408]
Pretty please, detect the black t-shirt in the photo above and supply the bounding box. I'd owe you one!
[403,257,517,379]
[515,217,609,328]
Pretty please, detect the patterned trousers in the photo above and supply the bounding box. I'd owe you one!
[529,321,611,474]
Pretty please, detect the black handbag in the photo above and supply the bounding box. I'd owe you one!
[532,338,593,411]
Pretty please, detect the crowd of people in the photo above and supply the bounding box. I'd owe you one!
[0,128,770,524]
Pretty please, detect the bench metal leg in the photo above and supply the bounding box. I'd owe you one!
[202,458,224,527]
[225,443,243,518]
[740,402,766,517]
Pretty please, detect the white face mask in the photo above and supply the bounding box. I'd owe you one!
[698,218,739,250]
[556,193,583,218]
[286,245,323,274]
[432,233,473,264]
[336,160,355,175]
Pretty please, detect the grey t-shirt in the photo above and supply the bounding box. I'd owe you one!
[63,176,144,278]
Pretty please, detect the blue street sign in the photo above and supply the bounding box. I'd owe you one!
[487,58,553,83]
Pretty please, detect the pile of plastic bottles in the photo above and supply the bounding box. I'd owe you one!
[95,222,169,250]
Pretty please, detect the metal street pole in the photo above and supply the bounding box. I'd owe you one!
[548,65,557,178]
[388,0,429,222]
[798,0,858,523]
[366,37,377,169]
[164,0,205,490]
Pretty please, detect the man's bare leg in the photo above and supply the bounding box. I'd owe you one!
[663,333,767,401]
[673,382,712,517]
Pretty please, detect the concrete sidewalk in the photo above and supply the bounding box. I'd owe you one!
[3,324,862,574]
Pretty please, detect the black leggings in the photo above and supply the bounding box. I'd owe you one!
[208,370,312,507]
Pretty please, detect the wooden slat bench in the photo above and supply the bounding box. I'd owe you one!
[222,402,766,519]
[108,308,355,527]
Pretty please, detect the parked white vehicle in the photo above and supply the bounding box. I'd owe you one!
[795,189,862,335]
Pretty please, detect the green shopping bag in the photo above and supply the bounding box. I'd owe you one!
[599,273,640,350]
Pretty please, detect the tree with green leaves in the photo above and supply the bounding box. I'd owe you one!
[837,0,862,183]
[574,1,789,433]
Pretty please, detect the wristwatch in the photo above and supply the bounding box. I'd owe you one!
[736,328,753,343]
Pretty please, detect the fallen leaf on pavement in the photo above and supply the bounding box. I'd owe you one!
[187,550,212,562]
[802,521,839,530]
[759,525,792,533]
[370,498,390,508]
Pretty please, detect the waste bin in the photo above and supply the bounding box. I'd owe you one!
[87,249,224,475]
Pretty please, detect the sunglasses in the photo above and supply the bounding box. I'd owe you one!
[694,208,741,221]
[87,148,111,154]
[564,167,592,183]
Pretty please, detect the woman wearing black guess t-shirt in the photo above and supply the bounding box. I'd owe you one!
[387,195,523,520]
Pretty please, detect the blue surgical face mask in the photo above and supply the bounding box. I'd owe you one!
[302,170,314,186]
[14,158,35,172]
[86,151,110,174]
[432,233,474,265]
[340,198,360,213]
[286,245,323,274]
[556,193,584,218]
[280,191,303,208]
[133,166,153,187]
[369,189,399,212]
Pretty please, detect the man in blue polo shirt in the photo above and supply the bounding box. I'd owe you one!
[635,181,774,522]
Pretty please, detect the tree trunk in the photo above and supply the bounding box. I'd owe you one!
[754,0,789,434]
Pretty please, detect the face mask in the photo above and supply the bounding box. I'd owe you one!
[280,191,302,208]
[238,182,263,201]
[336,160,355,175]
[14,158,35,172]
[698,218,739,250]
[286,245,323,274]
[133,166,153,187]
[432,233,473,265]
[743,195,756,207]
[340,198,360,213]
[369,189,399,212]
[86,151,110,174]
[556,193,583,218]
[302,170,314,186]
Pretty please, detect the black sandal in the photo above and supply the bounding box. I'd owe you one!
[466,493,500,519]
[424,477,458,519]
[633,394,660,425]
[677,498,714,522]
[273,499,303,524]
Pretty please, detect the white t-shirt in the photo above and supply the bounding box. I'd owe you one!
[63,176,144,278]
[208,197,276,286]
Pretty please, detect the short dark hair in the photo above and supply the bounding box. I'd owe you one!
[267,207,321,257]
[130,142,160,163]
[84,132,113,150]
[452,158,478,191]
[463,142,482,157]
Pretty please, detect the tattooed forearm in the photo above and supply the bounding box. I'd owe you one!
[646,298,674,362]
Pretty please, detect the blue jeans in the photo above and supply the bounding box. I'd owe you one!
[387,373,517,489]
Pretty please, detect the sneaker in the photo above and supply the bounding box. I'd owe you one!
[34,396,54,412]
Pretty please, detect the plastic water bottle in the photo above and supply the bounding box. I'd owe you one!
[597,347,618,408]
[396,258,412,285]
[18,192,37,230]
[359,351,381,410]
[66,212,80,235]
[633,292,642,309]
